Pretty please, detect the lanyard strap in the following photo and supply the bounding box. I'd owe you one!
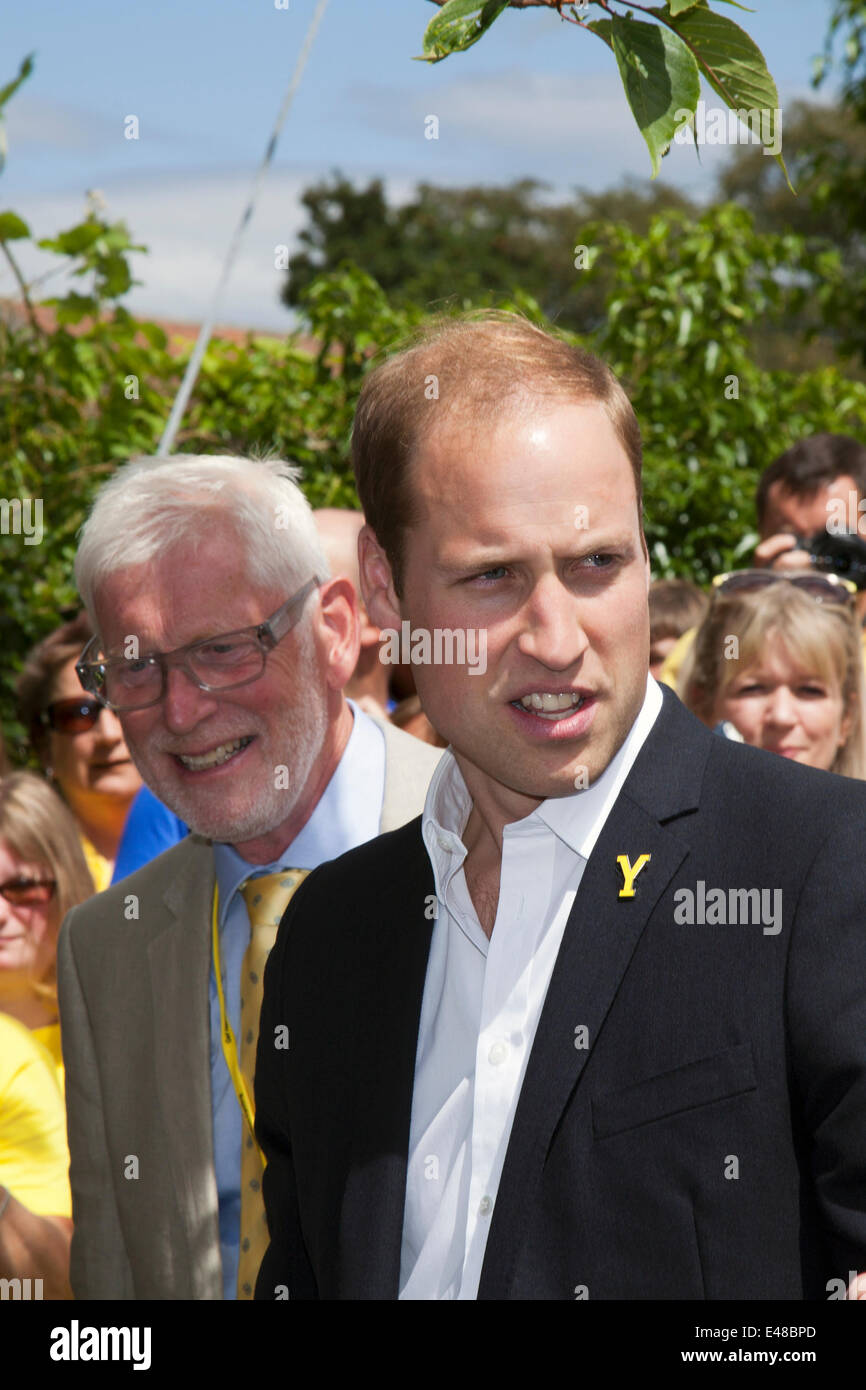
[211,882,265,1168]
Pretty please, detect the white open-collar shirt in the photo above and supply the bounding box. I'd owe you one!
[399,676,662,1300]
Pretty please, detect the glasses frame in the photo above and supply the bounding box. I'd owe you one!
[75,575,321,713]
[0,878,57,907]
[711,569,857,605]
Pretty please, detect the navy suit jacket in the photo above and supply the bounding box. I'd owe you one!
[254,687,866,1299]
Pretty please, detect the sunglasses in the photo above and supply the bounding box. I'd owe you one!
[41,696,105,735]
[0,878,56,907]
[711,570,857,605]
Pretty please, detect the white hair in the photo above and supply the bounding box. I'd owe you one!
[75,454,330,618]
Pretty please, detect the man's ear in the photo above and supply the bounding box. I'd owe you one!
[358,524,402,631]
[316,576,360,692]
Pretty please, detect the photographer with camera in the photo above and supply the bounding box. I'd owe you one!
[658,433,866,691]
[754,433,866,619]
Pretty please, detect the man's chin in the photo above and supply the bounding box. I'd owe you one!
[147,783,286,846]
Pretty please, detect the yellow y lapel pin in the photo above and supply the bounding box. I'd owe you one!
[617,853,651,898]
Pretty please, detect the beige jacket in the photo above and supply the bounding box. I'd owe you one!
[57,715,442,1299]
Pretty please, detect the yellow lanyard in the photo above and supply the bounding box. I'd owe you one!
[211,883,265,1168]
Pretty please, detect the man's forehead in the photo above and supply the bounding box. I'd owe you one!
[763,479,831,529]
[94,565,279,644]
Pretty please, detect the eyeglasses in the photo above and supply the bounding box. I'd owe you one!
[75,576,321,713]
[41,696,105,735]
[0,878,56,907]
[711,570,857,605]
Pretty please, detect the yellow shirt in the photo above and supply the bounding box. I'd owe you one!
[80,832,112,893]
[31,1021,64,1092]
[0,1013,71,1217]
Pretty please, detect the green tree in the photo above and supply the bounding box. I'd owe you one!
[580,201,866,582]
[806,0,866,363]
[282,173,696,334]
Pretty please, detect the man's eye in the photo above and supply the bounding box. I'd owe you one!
[583,553,615,569]
[473,567,509,583]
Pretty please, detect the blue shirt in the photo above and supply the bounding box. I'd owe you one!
[112,787,187,884]
[210,701,386,1298]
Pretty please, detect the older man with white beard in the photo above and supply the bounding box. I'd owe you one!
[56,454,442,1300]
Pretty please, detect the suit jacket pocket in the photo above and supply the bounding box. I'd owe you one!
[591,1042,757,1140]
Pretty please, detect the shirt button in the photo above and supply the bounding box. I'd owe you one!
[488,1041,508,1066]
[478,1196,493,1217]
[436,833,451,852]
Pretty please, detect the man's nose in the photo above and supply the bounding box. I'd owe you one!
[160,665,220,732]
[516,576,589,670]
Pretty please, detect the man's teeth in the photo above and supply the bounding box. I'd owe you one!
[177,737,251,771]
[517,692,586,720]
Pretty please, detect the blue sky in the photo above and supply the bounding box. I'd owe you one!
[1,0,842,328]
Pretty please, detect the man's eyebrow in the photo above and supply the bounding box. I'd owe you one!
[435,537,636,574]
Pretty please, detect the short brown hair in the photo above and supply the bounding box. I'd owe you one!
[352,311,643,595]
[16,612,93,765]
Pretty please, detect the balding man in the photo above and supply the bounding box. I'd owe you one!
[255,314,866,1301]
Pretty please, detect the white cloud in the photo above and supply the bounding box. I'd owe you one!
[1,168,315,330]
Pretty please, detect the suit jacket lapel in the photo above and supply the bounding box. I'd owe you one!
[147,835,223,1299]
[478,688,711,1298]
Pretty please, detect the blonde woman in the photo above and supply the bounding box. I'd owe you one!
[0,771,94,1297]
[680,570,866,778]
[0,771,95,1077]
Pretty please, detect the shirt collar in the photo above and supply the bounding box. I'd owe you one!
[422,676,662,893]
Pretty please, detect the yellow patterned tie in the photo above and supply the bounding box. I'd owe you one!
[236,868,309,1299]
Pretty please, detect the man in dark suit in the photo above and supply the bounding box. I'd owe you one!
[254,313,866,1300]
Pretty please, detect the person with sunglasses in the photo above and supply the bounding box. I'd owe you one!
[680,570,866,778]
[0,770,95,1299]
[16,614,143,889]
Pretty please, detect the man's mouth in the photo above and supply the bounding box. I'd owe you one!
[174,736,253,771]
[511,692,588,722]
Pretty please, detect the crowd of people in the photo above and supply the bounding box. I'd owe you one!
[1,312,865,1302]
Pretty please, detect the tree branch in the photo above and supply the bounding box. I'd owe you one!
[425,1,568,9]
[0,239,42,336]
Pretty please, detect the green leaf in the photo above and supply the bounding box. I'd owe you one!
[38,221,103,256]
[654,5,794,191]
[589,16,700,178]
[0,54,34,117]
[668,0,702,14]
[0,211,30,240]
[418,0,508,63]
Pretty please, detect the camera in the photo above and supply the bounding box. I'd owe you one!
[785,530,866,591]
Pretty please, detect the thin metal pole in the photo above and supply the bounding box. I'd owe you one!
[158,0,332,455]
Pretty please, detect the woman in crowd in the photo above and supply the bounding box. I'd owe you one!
[680,570,866,777]
[0,771,95,1297]
[0,770,95,1076]
[16,613,142,889]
